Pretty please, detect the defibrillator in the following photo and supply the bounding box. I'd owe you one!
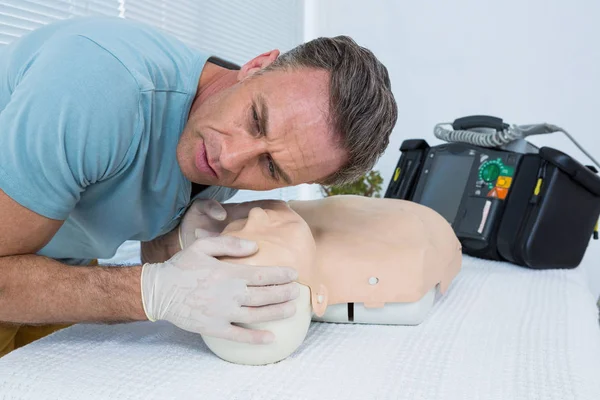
[385,115,600,269]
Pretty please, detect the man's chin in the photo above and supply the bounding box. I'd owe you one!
[179,164,213,185]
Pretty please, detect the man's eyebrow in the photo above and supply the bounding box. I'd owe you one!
[257,94,293,185]
[256,93,269,137]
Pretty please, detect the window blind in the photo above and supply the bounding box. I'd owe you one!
[0,0,308,203]
[0,1,120,45]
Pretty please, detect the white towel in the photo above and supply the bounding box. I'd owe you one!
[1,256,600,400]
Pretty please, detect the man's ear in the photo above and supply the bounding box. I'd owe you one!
[237,49,280,81]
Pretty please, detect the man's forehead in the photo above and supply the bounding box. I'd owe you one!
[258,70,331,130]
[256,67,330,104]
[249,67,346,184]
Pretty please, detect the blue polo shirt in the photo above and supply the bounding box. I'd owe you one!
[0,17,237,264]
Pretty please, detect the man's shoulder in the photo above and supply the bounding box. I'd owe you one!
[50,16,209,93]
[46,16,177,49]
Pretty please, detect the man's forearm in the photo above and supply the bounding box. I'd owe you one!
[140,228,180,264]
[0,254,146,324]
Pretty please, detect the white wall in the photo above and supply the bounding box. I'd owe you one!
[305,0,600,297]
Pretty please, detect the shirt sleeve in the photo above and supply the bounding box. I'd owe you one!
[0,34,141,220]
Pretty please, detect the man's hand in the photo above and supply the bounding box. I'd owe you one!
[178,199,231,248]
[141,235,300,344]
[141,199,231,263]
[179,199,290,249]
[142,198,290,263]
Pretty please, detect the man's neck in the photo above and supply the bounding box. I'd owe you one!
[190,182,209,199]
[190,57,240,116]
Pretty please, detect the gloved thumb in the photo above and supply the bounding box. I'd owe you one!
[207,201,227,221]
[192,235,259,258]
[190,199,226,221]
[194,228,220,240]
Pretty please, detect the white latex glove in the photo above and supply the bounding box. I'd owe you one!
[178,199,230,249]
[141,235,300,344]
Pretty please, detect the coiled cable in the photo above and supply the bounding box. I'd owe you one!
[434,122,600,169]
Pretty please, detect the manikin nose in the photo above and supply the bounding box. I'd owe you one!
[247,207,270,224]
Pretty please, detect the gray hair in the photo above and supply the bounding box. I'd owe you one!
[263,35,398,186]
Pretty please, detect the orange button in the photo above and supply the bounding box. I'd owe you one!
[496,176,512,189]
[496,187,508,199]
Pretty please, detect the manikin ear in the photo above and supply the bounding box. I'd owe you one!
[237,49,280,81]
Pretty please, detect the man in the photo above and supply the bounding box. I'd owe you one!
[0,16,397,356]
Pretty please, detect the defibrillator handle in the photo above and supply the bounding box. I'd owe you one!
[452,115,508,132]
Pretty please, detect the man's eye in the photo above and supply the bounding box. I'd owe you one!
[268,157,276,178]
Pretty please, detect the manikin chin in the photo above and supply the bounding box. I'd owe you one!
[201,196,463,365]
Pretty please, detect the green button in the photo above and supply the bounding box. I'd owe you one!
[481,163,500,182]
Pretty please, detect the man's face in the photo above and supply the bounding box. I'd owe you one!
[177,64,347,190]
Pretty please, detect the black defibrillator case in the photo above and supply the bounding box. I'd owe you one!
[385,139,600,269]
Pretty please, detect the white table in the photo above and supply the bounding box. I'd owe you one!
[1,255,599,399]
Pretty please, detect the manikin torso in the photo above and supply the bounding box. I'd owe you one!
[202,196,462,365]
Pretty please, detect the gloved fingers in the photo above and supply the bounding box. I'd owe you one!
[219,325,276,344]
[202,199,227,220]
[189,198,227,220]
[239,265,299,286]
[224,200,286,221]
[194,228,220,240]
[233,301,297,325]
[179,200,229,250]
[178,229,195,250]
[241,282,301,307]
[222,202,256,221]
[191,235,258,258]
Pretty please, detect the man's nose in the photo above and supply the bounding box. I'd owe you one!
[219,135,266,173]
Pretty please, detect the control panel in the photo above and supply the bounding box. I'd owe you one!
[476,157,516,200]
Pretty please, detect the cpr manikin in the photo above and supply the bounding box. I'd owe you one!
[201,196,463,365]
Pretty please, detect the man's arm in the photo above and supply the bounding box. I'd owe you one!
[140,229,180,264]
[0,189,302,344]
[0,255,145,324]
[0,189,146,324]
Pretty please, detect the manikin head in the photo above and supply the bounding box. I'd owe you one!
[201,201,316,365]
[176,36,398,191]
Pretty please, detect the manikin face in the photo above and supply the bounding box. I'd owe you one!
[176,52,347,191]
[220,201,316,277]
